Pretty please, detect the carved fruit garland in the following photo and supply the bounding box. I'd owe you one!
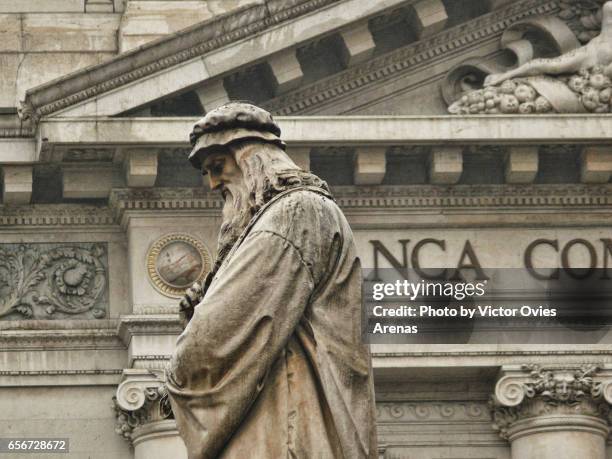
[0,244,107,319]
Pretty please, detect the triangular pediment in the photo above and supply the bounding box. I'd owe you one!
[20,0,588,120]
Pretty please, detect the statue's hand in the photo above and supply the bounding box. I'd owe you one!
[178,282,203,326]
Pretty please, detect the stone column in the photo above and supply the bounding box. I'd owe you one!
[113,369,186,459]
[491,364,612,459]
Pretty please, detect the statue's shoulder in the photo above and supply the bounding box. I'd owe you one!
[253,187,339,234]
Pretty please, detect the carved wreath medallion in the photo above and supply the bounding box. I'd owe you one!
[147,234,211,298]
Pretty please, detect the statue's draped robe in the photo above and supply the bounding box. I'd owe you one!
[166,187,377,459]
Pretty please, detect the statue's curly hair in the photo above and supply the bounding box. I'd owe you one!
[234,139,330,214]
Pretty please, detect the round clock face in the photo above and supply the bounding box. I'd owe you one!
[147,234,211,298]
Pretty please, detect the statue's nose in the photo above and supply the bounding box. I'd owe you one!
[208,175,222,191]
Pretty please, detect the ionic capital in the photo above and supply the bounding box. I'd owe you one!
[112,369,173,445]
[491,364,612,440]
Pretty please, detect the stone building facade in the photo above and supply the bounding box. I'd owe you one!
[2,0,612,458]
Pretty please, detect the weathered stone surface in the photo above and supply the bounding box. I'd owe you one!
[0,0,85,13]
[0,15,22,52]
[267,49,303,94]
[124,150,158,187]
[118,1,216,53]
[37,115,612,150]
[22,14,119,52]
[85,0,114,13]
[353,147,386,184]
[0,139,36,163]
[485,0,515,10]
[62,166,114,199]
[505,146,538,183]
[339,23,376,67]
[0,55,20,106]
[65,58,210,118]
[14,52,113,107]
[1,386,130,459]
[194,80,229,112]
[581,147,612,183]
[411,0,447,38]
[2,165,32,204]
[429,147,462,184]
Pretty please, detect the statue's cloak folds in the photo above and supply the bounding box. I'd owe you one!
[166,187,377,459]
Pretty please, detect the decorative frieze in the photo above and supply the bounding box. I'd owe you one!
[0,182,610,229]
[376,401,489,422]
[2,182,612,229]
[0,243,109,320]
[109,183,612,214]
[0,204,114,226]
[0,327,121,351]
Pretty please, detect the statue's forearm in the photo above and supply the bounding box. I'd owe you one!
[507,49,586,79]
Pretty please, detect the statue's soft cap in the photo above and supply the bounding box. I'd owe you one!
[188,102,285,171]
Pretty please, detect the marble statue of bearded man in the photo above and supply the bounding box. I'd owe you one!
[165,102,377,459]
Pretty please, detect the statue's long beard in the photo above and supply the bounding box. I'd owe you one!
[214,187,253,271]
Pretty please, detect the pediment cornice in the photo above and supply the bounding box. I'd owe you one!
[21,0,423,121]
[20,0,340,121]
[264,0,557,115]
[18,0,568,121]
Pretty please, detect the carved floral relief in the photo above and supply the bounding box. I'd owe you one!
[0,243,108,320]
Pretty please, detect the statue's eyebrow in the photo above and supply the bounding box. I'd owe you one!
[204,157,225,173]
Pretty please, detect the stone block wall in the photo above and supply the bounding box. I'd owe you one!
[0,0,255,108]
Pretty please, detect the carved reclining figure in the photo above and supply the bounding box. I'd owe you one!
[448,1,612,114]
